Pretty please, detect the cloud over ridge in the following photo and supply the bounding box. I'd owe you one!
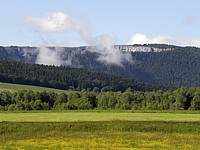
[27,12,80,33]
[26,12,132,66]
[127,33,200,47]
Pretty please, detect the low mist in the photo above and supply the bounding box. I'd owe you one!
[26,12,132,66]
[36,47,62,66]
[90,35,132,66]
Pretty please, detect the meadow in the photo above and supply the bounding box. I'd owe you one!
[0,82,68,93]
[0,111,200,149]
[0,82,200,149]
[0,111,200,122]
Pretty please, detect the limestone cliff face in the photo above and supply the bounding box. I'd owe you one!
[114,45,175,52]
[0,44,176,64]
[0,46,38,63]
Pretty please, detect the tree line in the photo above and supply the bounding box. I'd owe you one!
[0,87,199,111]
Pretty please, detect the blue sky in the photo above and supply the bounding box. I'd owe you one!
[1,0,200,46]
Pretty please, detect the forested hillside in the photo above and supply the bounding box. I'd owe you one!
[0,44,200,87]
[73,45,200,87]
[133,47,200,87]
[0,60,165,92]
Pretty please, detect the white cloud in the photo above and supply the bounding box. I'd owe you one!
[126,33,172,45]
[26,12,92,42]
[27,12,78,32]
[91,35,132,66]
[127,33,200,47]
[36,47,62,66]
[27,12,132,66]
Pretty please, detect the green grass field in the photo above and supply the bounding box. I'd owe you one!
[0,82,68,93]
[0,111,200,122]
[0,111,200,149]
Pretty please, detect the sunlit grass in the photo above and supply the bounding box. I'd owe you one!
[0,82,69,93]
[0,112,200,122]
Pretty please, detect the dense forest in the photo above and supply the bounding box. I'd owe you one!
[133,47,200,87]
[0,87,199,111]
[0,44,200,87]
[73,45,200,87]
[0,60,166,92]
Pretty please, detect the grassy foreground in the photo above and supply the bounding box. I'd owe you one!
[0,82,68,93]
[0,121,200,149]
[0,112,200,149]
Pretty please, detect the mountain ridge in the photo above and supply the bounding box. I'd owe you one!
[0,44,200,87]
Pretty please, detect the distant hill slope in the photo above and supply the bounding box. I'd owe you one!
[0,82,68,93]
[133,48,200,87]
[0,44,200,87]
[0,60,164,92]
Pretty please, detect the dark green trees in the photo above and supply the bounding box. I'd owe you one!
[190,89,200,110]
[0,60,168,92]
[0,87,200,111]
